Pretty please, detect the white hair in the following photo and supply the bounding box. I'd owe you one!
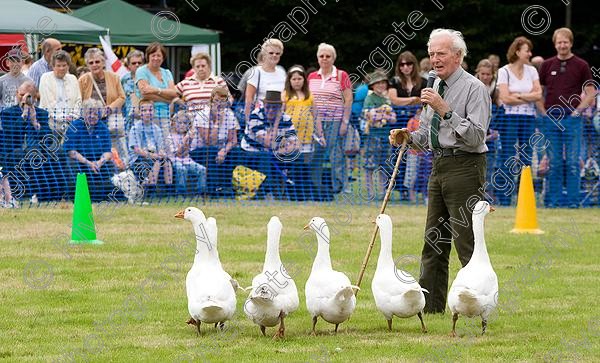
[427,28,468,62]
[82,98,103,111]
[84,48,106,64]
[317,43,337,61]
[261,38,284,55]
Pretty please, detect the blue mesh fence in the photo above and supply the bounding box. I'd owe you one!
[1,103,599,208]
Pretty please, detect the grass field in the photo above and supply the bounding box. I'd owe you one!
[1,202,599,362]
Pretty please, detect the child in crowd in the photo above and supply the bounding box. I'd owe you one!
[581,157,600,205]
[170,110,206,195]
[128,99,173,195]
[0,167,18,208]
[283,65,323,200]
[362,70,396,200]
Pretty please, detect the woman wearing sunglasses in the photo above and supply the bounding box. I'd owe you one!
[389,51,427,107]
[244,39,287,124]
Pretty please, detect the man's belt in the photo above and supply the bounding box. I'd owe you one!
[432,148,481,158]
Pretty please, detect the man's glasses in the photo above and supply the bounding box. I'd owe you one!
[560,61,567,73]
[399,62,414,67]
[87,60,102,65]
[130,61,142,66]
[319,54,332,59]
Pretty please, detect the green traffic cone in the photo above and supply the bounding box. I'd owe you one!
[69,173,103,245]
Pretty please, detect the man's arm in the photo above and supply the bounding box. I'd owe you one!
[409,108,432,152]
[444,84,490,147]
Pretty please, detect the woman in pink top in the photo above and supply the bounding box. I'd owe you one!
[307,43,353,196]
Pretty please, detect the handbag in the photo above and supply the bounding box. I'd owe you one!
[232,165,266,200]
[343,123,361,156]
[90,74,126,138]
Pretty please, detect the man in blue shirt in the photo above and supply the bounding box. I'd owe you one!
[0,81,68,202]
[64,99,116,201]
[240,90,299,199]
[27,38,62,89]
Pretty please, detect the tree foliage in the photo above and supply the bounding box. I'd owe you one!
[151,0,600,74]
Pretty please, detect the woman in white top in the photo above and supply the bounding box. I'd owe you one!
[39,50,82,137]
[244,38,286,123]
[496,36,542,205]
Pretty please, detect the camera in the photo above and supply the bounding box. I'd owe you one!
[23,94,33,105]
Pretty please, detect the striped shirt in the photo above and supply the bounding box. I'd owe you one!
[241,108,296,152]
[194,107,240,148]
[308,66,352,120]
[176,75,228,110]
[28,57,51,88]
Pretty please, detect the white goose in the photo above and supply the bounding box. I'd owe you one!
[305,217,358,335]
[448,200,498,337]
[244,216,299,338]
[175,208,237,334]
[371,214,428,332]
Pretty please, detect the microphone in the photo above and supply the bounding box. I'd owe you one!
[423,70,437,108]
[426,70,437,88]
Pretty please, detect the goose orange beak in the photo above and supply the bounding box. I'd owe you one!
[174,210,185,219]
[303,224,310,230]
[490,206,496,213]
[371,220,376,224]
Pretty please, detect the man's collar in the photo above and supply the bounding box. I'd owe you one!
[443,66,464,88]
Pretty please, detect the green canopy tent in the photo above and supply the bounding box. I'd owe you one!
[62,0,221,78]
[0,0,108,57]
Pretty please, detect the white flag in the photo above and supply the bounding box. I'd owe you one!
[99,35,128,78]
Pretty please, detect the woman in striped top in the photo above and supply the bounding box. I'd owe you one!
[307,43,353,195]
[174,52,229,112]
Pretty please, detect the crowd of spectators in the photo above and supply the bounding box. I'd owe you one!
[1,28,598,207]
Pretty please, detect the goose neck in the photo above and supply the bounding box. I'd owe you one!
[314,234,332,270]
[377,227,395,269]
[471,216,490,264]
[193,222,214,264]
[264,232,282,270]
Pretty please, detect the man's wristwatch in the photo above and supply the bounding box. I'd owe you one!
[443,110,453,120]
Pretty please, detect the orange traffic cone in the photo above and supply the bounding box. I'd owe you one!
[511,166,544,234]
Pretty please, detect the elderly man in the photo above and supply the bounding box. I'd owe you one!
[27,38,62,88]
[389,28,491,314]
[0,80,67,203]
[240,90,300,199]
[64,99,119,202]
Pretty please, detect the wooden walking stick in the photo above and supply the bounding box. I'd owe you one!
[355,139,408,294]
